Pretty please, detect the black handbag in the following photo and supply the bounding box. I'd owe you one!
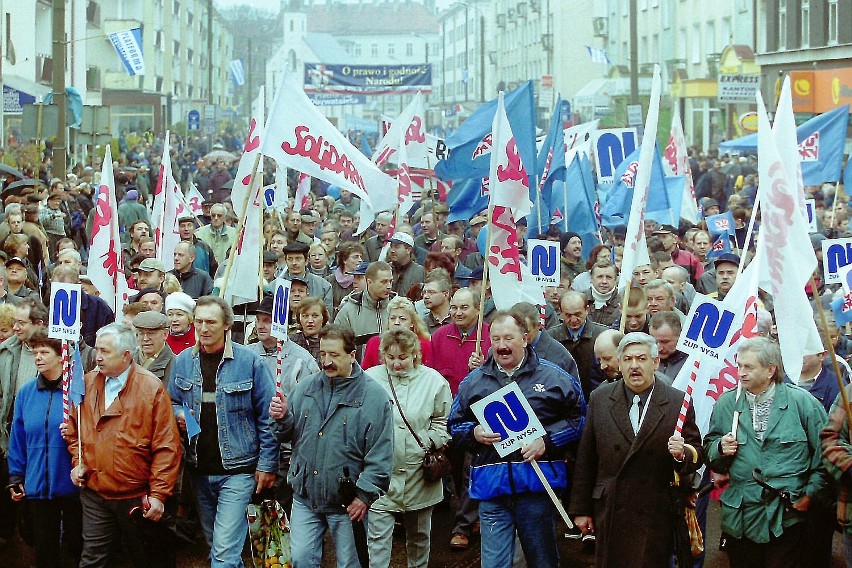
[386,375,452,483]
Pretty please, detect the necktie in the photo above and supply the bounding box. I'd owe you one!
[630,394,641,434]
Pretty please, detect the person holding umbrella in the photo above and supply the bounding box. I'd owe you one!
[7,332,82,567]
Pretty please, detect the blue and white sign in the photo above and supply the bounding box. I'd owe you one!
[823,238,852,285]
[527,239,560,286]
[229,60,245,87]
[188,110,201,132]
[591,128,638,184]
[470,382,545,458]
[271,279,292,340]
[108,28,145,76]
[804,198,817,234]
[676,294,737,361]
[49,283,82,340]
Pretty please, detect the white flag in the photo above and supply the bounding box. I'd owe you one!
[159,182,185,272]
[485,91,543,310]
[185,184,205,215]
[151,131,179,265]
[88,145,130,315]
[373,92,429,168]
[294,172,311,212]
[489,91,533,220]
[673,261,760,435]
[232,87,265,220]
[664,106,699,223]
[261,74,397,234]
[222,178,263,306]
[754,89,821,381]
[618,65,662,292]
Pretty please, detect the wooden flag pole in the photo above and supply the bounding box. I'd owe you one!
[530,459,574,529]
[475,203,494,356]
[811,273,852,431]
[219,153,262,299]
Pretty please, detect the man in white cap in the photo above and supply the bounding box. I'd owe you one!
[132,310,175,385]
[165,292,196,354]
[388,232,424,297]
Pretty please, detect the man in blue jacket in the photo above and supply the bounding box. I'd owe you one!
[272,324,393,568]
[168,295,277,568]
[448,311,586,568]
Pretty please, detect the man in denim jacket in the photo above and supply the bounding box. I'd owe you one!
[271,324,394,567]
[168,296,277,568]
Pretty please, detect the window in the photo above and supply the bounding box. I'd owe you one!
[639,0,647,10]
[661,0,671,29]
[778,0,787,50]
[705,21,715,55]
[828,0,839,44]
[354,43,362,56]
[406,42,413,56]
[678,28,686,60]
[801,0,810,48]
[388,43,394,56]
[721,17,731,45]
[691,24,701,64]
[371,43,378,57]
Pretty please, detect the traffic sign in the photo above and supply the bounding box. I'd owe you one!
[188,110,201,132]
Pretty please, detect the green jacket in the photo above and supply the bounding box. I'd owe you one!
[0,336,24,453]
[705,383,832,543]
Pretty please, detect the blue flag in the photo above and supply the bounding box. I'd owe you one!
[435,81,536,190]
[528,98,568,237]
[182,403,202,440]
[844,157,852,198]
[646,176,684,226]
[359,136,373,158]
[599,143,672,228]
[831,293,852,326]
[553,153,600,259]
[705,232,732,259]
[706,211,736,237]
[446,177,489,224]
[69,346,85,407]
[719,105,849,185]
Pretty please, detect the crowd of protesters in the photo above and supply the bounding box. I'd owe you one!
[1,129,852,568]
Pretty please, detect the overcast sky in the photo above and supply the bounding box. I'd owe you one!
[214,0,278,13]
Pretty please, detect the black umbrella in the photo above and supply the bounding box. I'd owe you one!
[2,179,44,198]
[0,164,24,179]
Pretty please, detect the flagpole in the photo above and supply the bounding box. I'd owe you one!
[475,203,494,356]
[219,153,262,299]
[535,176,543,236]
[425,156,436,203]
[811,273,852,431]
[738,193,761,275]
[258,203,265,299]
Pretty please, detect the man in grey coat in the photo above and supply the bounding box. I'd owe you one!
[270,325,393,567]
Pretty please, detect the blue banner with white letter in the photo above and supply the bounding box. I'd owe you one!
[304,63,431,95]
[108,28,145,76]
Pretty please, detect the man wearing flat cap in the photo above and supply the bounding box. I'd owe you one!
[136,258,167,293]
[133,311,175,385]
[652,224,703,284]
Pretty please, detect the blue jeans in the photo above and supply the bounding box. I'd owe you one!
[478,492,558,568]
[290,498,360,568]
[191,472,255,568]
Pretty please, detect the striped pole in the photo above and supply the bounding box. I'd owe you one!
[539,304,546,329]
[61,340,70,423]
[275,340,283,394]
[674,358,702,435]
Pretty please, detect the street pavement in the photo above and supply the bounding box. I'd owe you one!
[0,498,846,566]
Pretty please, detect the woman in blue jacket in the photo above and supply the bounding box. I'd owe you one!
[7,332,81,567]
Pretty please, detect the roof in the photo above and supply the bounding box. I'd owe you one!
[307,2,439,35]
[304,32,353,64]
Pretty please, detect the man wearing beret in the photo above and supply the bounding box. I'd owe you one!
[133,311,176,385]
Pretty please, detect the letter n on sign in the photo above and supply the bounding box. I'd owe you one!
[470,382,545,458]
[49,283,82,341]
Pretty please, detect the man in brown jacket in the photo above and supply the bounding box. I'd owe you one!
[67,323,182,568]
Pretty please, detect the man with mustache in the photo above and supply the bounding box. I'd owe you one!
[270,325,393,567]
[448,311,586,566]
[571,332,704,567]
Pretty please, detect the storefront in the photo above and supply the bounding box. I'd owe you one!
[2,76,51,146]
